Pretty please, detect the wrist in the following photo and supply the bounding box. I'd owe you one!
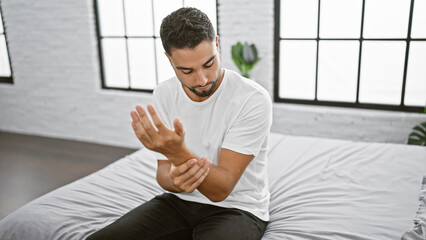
[164,145,197,166]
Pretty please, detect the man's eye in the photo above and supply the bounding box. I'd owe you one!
[205,61,214,68]
[182,70,192,75]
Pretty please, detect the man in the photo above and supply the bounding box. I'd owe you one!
[87,7,272,240]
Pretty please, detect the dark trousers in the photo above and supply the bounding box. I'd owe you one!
[86,193,267,240]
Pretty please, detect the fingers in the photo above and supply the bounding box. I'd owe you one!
[131,105,165,148]
[173,117,185,137]
[131,111,153,146]
[170,159,199,190]
[135,105,157,137]
[147,104,167,131]
[171,157,210,193]
[184,158,210,189]
[180,158,207,181]
[171,159,197,177]
[187,167,210,193]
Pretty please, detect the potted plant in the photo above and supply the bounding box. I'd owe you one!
[231,42,260,79]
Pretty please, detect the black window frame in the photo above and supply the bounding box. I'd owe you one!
[274,0,425,113]
[0,2,13,84]
[93,0,219,93]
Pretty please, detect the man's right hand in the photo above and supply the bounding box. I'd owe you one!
[169,157,210,193]
[131,104,194,166]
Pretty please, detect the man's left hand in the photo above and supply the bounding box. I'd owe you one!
[169,157,210,193]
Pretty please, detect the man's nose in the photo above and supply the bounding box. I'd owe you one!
[195,71,208,86]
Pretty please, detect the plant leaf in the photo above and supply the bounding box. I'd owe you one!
[245,58,260,72]
[232,57,243,73]
[251,44,258,60]
[242,42,256,64]
[408,132,424,139]
[408,133,426,146]
[231,42,244,72]
[408,139,422,145]
[413,125,426,136]
[232,42,243,60]
[407,121,426,146]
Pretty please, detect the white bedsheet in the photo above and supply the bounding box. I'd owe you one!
[0,133,425,240]
[264,134,426,239]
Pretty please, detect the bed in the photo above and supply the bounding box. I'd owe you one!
[0,132,425,240]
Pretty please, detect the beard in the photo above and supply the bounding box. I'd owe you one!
[181,68,222,98]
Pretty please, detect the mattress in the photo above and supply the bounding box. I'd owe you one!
[0,133,425,240]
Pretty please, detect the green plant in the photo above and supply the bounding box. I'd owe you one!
[407,121,426,146]
[231,42,260,78]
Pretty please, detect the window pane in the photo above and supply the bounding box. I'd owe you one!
[124,0,153,36]
[155,38,174,83]
[320,0,362,38]
[359,41,406,105]
[97,0,125,36]
[363,0,411,38]
[318,41,359,102]
[127,38,157,90]
[0,35,11,77]
[185,0,217,34]
[153,0,183,37]
[405,41,426,106]
[411,0,426,38]
[280,0,318,38]
[279,40,317,100]
[101,38,129,88]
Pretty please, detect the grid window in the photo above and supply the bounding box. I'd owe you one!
[95,0,217,92]
[0,5,13,84]
[275,0,426,112]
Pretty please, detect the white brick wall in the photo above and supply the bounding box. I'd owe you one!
[0,0,149,148]
[219,0,274,93]
[0,0,425,148]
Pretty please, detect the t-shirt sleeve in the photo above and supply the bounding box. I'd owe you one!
[147,89,169,160]
[221,91,272,157]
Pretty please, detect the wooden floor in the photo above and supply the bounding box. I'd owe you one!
[0,131,137,220]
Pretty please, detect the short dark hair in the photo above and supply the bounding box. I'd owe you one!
[160,7,215,56]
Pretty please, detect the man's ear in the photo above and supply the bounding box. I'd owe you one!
[215,35,220,52]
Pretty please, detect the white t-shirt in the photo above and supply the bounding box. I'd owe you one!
[150,69,272,221]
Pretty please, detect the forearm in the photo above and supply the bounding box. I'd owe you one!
[196,165,235,202]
